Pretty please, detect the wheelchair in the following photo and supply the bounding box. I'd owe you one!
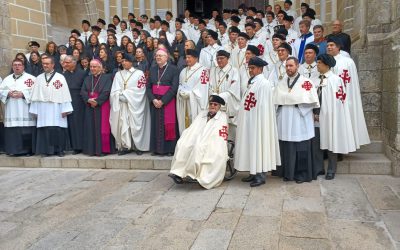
[224,139,237,181]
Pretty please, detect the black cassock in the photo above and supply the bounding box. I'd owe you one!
[146,63,179,155]
[64,68,87,151]
[81,73,116,156]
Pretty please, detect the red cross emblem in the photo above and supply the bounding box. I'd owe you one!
[336,86,346,103]
[244,92,257,111]
[200,69,209,84]
[137,75,147,88]
[302,81,312,91]
[53,80,63,89]
[24,79,34,87]
[339,69,351,87]
[219,125,228,141]
[257,44,265,56]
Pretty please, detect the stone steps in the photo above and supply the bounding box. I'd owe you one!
[0,151,393,175]
[357,141,384,153]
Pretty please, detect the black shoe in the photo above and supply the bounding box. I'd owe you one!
[241,174,255,182]
[168,174,183,184]
[57,151,65,157]
[283,177,290,182]
[250,174,266,187]
[41,154,50,157]
[337,154,344,162]
[118,150,130,156]
[135,150,143,155]
[295,180,304,184]
[166,152,173,157]
[72,150,82,155]
[325,173,335,180]
[151,152,159,156]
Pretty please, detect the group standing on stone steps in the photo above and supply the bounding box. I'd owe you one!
[0,1,369,188]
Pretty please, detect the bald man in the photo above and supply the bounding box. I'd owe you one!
[325,20,351,55]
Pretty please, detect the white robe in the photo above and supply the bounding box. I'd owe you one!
[239,63,270,98]
[332,54,370,148]
[313,71,356,154]
[170,110,229,189]
[177,63,209,135]
[0,73,36,127]
[223,41,238,54]
[269,60,287,87]
[199,44,223,69]
[264,50,279,74]
[235,74,281,174]
[274,74,319,142]
[230,46,247,69]
[110,68,150,151]
[293,34,314,61]
[299,62,319,79]
[209,64,241,125]
[29,72,73,128]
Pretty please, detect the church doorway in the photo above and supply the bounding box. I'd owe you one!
[185,0,223,16]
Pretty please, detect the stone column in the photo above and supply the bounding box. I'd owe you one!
[128,0,134,14]
[139,0,146,16]
[0,0,12,77]
[320,0,327,23]
[116,0,122,19]
[172,0,177,18]
[150,0,156,17]
[331,0,337,20]
[104,0,110,23]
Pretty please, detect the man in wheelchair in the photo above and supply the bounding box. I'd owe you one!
[168,95,229,189]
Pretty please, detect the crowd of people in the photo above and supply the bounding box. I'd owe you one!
[0,1,370,188]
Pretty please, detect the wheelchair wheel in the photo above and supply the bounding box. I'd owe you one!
[224,140,237,181]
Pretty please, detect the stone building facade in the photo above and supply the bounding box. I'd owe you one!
[0,0,399,175]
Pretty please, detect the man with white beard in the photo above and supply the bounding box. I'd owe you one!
[110,53,150,155]
[326,37,370,148]
[176,49,209,135]
[235,57,280,187]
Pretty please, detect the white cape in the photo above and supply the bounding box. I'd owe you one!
[110,68,151,151]
[235,74,281,174]
[170,110,229,189]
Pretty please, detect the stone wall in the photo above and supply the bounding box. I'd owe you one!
[0,0,12,77]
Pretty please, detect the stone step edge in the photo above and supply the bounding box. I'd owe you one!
[337,153,392,175]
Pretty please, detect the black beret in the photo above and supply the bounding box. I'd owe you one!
[154,16,162,22]
[283,15,294,22]
[141,14,148,19]
[122,53,134,63]
[230,15,241,23]
[317,54,336,68]
[272,33,286,40]
[175,17,185,23]
[275,27,288,36]
[141,30,150,37]
[107,28,116,34]
[149,18,155,23]
[108,24,116,29]
[278,43,292,54]
[219,21,227,28]
[285,0,293,5]
[97,18,106,25]
[28,41,40,48]
[216,50,230,58]
[248,57,268,67]
[70,29,81,36]
[199,19,206,25]
[238,32,250,40]
[128,12,135,18]
[129,19,136,23]
[136,22,143,28]
[161,20,170,27]
[82,19,90,26]
[245,23,256,29]
[131,28,140,34]
[326,37,342,48]
[223,9,231,14]
[305,43,319,55]
[301,3,310,8]
[246,16,254,22]
[208,30,219,40]
[248,7,257,13]
[229,26,240,34]
[231,9,239,15]
[246,45,260,56]
[303,9,316,19]
[91,25,101,32]
[209,95,225,105]
[186,49,199,58]
[253,18,264,27]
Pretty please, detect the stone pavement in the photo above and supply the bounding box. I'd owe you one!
[0,168,399,250]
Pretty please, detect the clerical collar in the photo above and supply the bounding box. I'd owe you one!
[159,62,168,69]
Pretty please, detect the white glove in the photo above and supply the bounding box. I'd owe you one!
[179,91,190,99]
[119,94,128,103]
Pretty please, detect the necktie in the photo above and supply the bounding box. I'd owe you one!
[85,34,88,45]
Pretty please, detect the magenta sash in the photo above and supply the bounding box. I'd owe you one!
[89,92,111,153]
[152,85,176,141]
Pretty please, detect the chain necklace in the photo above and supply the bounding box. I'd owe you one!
[120,69,136,90]
[184,65,203,83]
[91,74,102,95]
[214,65,232,94]
[157,63,169,86]
[278,62,285,80]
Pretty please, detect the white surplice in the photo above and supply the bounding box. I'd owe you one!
[235,74,281,174]
[332,54,370,148]
[110,67,150,151]
[176,63,209,135]
[170,110,229,189]
[0,73,36,127]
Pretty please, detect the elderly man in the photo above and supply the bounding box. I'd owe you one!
[63,56,87,154]
[176,49,209,135]
[273,57,319,183]
[30,56,73,157]
[169,95,228,189]
[110,53,150,155]
[312,54,356,180]
[235,57,281,187]
[0,59,36,156]
[209,50,240,138]
[146,48,179,156]
[81,59,115,156]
